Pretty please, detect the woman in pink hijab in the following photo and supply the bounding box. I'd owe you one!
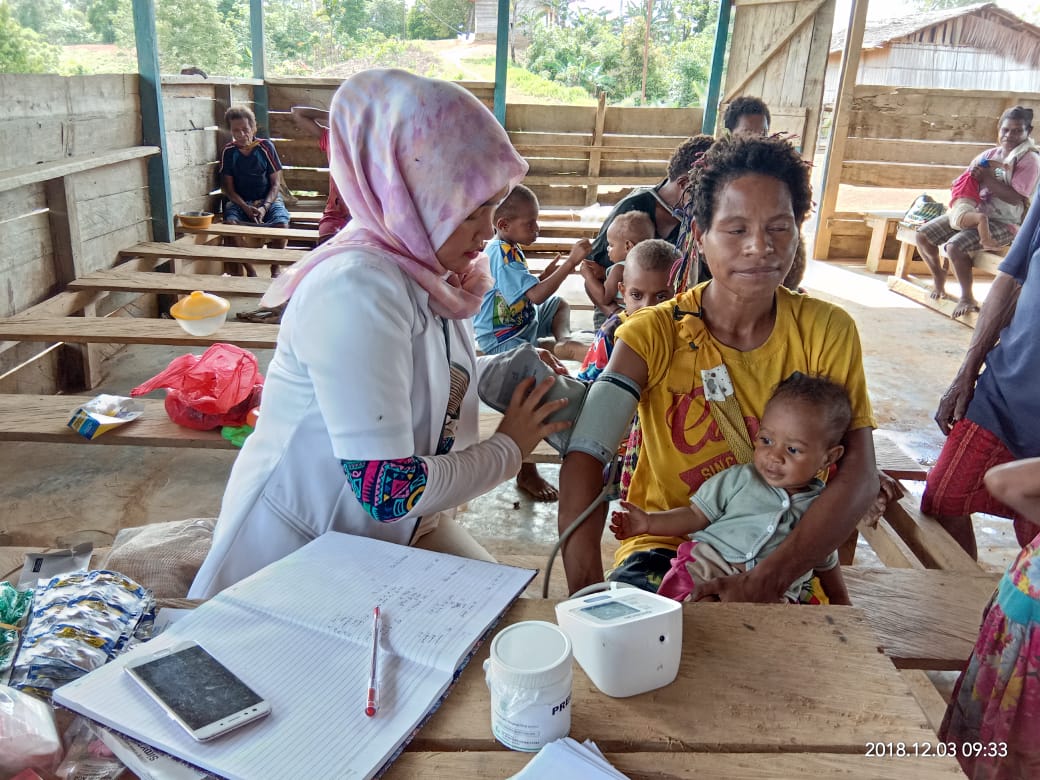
[191,70,569,598]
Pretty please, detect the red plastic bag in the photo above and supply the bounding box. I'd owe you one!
[130,344,264,431]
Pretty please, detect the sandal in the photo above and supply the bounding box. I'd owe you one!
[236,305,284,324]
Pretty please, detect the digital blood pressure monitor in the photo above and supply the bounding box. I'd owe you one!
[554,584,682,698]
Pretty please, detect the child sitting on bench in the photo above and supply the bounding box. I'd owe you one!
[580,211,656,321]
[610,373,852,604]
[475,184,592,501]
[948,160,1003,252]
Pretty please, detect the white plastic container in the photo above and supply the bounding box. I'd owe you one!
[170,290,230,336]
[483,620,573,752]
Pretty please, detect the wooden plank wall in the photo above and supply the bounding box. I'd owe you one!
[160,76,259,216]
[821,84,1040,259]
[0,75,159,392]
[264,77,702,208]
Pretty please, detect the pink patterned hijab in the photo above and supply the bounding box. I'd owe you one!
[263,69,529,319]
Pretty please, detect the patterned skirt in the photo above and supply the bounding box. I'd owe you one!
[939,569,1040,779]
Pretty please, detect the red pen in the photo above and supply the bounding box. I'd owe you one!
[365,607,381,717]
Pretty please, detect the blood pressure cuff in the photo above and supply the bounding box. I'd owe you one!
[477,343,588,453]
[566,371,640,465]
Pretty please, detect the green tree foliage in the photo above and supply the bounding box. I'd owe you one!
[368,0,407,38]
[83,0,121,43]
[323,0,376,38]
[523,10,623,96]
[406,0,468,38]
[406,4,443,38]
[523,4,710,106]
[113,0,244,75]
[9,0,93,44]
[0,2,61,72]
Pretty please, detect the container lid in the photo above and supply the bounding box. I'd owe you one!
[171,291,230,320]
[489,620,572,688]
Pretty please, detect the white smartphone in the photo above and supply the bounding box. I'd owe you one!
[124,640,271,742]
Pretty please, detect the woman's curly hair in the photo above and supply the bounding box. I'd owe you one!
[689,134,812,232]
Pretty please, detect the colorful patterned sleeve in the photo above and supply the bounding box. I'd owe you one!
[577,313,623,383]
[341,456,428,523]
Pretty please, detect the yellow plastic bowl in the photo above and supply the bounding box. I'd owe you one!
[170,291,230,336]
[177,211,214,229]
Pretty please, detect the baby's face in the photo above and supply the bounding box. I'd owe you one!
[753,400,840,491]
[606,223,629,265]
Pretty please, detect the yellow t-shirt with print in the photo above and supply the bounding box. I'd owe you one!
[612,284,876,570]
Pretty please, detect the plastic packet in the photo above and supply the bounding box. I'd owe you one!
[0,684,63,776]
[0,582,33,673]
[67,395,144,440]
[18,543,93,589]
[55,716,126,780]
[10,570,154,698]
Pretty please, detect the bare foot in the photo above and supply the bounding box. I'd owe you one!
[516,463,559,502]
[553,338,589,362]
[951,298,980,319]
[928,268,947,300]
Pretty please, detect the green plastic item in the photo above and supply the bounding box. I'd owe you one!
[1,582,33,672]
[221,424,254,448]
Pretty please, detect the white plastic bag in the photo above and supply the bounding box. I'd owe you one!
[0,685,62,774]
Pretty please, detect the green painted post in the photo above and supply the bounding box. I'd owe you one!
[493,0,509,125]
[701,0,732,136]
[250,0,270,135]
[132,0,173,242]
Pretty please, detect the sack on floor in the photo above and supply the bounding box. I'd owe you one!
[902,193,946,227]
[130,343,263,430]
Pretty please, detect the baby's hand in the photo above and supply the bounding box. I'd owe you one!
[580,260,605,282]
[609,500,651,539]
[567,238,593,266]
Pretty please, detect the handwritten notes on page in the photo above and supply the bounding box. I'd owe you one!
[54,533,535,780]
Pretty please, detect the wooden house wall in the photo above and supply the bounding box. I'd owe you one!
[0,75,156,392]
[264,78,702,208]
[825,46,1040,103]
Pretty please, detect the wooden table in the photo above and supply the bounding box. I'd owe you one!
[385,600,963,778]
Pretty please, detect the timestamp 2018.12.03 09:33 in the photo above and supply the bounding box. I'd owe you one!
[865,741,1008,759]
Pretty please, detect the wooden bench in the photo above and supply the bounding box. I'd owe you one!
[69,270,272,297]
[863,211,930,275]
[887,223,1007,327]
[118,241,305,271]
[0,397,559,463]
[0,395,922,476]
[288,210,602,237]
[177,222,321,246]
[0,317,280,350]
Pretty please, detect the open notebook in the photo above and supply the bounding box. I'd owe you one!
[54,533,535,780]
